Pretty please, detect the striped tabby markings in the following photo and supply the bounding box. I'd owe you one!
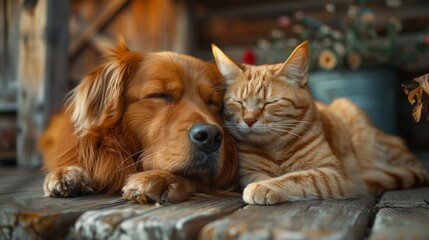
[310,174,323,197]
[212,41,429,205]
[384,171,404,188]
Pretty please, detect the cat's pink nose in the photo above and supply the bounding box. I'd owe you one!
[244,118,257,127]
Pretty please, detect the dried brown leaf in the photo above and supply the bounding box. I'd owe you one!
[401,84,409,95]
[414,73,429,95]
[407,87,422,105]
[412,101,422,122]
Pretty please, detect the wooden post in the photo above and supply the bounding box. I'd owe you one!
[45,0,70,118]
[1,0,20,109]
[17,0,69,167]
[69,0,129,59]
[0,0,20,163]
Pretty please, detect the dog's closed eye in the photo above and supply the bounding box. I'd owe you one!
[147,92,172,102]
[207,99,220,108]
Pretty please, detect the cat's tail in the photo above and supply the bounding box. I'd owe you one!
[361,165,429,195]
[362,129,429,194]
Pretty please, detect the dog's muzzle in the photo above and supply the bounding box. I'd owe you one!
[188,123,222,153]
[187,123,223,177]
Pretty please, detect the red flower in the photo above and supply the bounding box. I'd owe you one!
[278,16,291,28]
[424,35,429,45]
[243,48,256,64]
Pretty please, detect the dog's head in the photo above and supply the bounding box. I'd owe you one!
[68,40,237,189]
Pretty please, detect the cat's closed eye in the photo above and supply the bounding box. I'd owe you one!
[263,100,279,106]
[233,99,245,106]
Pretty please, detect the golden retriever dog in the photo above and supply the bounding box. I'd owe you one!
[41,40,238,204]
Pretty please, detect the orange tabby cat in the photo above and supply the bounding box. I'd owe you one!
[211,41,429,205]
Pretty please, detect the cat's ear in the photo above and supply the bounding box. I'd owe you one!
[276,41,310,87]
[211,44,243,85]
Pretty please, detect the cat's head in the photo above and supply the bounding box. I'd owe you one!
[212,42,314,145]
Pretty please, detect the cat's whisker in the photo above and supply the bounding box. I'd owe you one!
[271,124,302,128]
[225,125,239,131]
[281,120,320,124]
[226,128,241,136]
[270,127,303,138]
[271,122,308,126]
[267,130,284,139]
[270,124,308,131]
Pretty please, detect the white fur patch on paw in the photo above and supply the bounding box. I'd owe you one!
[243,182,282,205]
[43,166,93,197]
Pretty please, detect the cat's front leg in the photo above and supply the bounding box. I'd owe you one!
[240,171,272,188]
[243,168,355,205]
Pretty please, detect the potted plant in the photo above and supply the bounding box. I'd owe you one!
[256,0,429,134]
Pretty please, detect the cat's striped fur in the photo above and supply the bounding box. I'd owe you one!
[212,42,429,205]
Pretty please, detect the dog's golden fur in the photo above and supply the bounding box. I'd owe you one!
[41,41,238,204]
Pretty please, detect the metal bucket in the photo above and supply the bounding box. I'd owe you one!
[308,70,397,134]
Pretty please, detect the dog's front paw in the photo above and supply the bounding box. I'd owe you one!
[243,182,282,205]
[122,170,196,204]
[43,166,93,197]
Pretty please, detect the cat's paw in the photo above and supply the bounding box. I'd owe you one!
[122,170,195,204]
[243,182,282,205]
[43,166,94,197]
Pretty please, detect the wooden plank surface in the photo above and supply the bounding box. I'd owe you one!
[376,187,429,209]
[369,187,429,240]
[0,169,133,240]
[0,169,244,240]
[199,196,375,240]
[73,195,244,240]
[3,166,429,240]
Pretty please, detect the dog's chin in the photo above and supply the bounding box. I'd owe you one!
[182,149,219,178]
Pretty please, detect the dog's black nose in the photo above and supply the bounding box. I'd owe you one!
[189,123,222,153]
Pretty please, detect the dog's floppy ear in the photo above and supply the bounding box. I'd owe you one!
[69,39,141,134]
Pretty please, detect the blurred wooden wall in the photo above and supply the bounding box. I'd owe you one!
[69,0,190,84]
[0,0,191,166]
[191,0,429,150]
[0,0,19,164]
[3,0,427,166]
